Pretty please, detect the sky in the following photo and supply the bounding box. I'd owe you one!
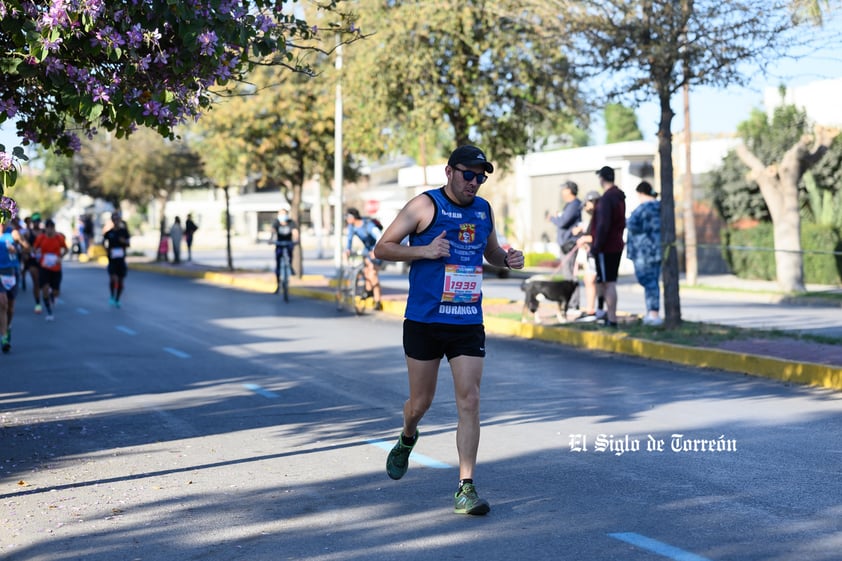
[626,39,842,143]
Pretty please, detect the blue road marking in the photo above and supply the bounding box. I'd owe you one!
[76,308,90,315]
[243,383,279,399]
[609,533,712,561]
[115,326,137,335]
[367,439,451,469]
[163,347,191,359]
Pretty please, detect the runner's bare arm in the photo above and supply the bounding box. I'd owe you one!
[374,195,447,262]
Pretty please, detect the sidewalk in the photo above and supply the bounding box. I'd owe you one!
[121,248,842,393]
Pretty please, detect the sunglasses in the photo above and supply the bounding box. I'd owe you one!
[451,166,488,185]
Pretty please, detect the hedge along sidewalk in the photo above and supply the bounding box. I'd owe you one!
[128,260,842,393]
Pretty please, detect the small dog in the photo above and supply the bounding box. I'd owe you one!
[521,275,580,324]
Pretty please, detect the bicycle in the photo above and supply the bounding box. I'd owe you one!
[273,240,296,302]
[336,250,375,315]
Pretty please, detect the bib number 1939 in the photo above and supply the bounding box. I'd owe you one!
[441,265,482,303]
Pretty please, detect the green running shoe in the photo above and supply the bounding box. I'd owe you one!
[454,483,490,515]
[386,431,418,480]
[1,334,9,354]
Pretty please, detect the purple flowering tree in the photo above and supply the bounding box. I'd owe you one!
[0,0,355,222]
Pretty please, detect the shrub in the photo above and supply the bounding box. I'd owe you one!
[723,223,842,285]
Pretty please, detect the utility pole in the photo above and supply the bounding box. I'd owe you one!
[681,0,698,286]
[333,36,344,274]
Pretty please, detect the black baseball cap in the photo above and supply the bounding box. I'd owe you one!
[596,166,615,182]
[448,145,494,174]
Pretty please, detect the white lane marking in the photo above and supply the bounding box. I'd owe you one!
[367,439,451,469]
[243,383,280,399]
[163,347,191,359]
[116,326,137,335]
[609,533,712,561]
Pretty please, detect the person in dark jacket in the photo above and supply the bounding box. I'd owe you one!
[548,180,582,280]
[591,166,626,327]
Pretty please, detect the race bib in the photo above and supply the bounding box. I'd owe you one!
[42,253,59,268]
[110,248,125,258]
[441,265,482,303]
[0,274,15,290]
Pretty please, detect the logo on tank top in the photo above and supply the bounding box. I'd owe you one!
[458,224,476,244]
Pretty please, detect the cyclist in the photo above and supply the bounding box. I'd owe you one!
[345,207,383,311]
[271,206,299,293]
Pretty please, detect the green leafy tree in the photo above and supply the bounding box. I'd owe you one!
[803,134,842,227]
[3,170,64,219]
[604,103,643,144]
[75,128,204,209]
[706,151,771,224]
[555,0,815,326]
[734,101,839,291]
[343,0,587,167]
[193,63,359,273]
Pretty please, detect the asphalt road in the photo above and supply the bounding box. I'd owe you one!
[3,262,842,560]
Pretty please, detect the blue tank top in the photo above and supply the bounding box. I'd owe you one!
[404,188,493,325]
[0,230,19,271]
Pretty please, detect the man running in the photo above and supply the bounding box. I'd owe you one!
[0,221,23,353]
[373,145,525,515]
[23,213,43,313]
[103,212,131,307]
[33,219,67,321]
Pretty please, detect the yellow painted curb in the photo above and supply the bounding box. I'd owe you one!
[482,316,842,392]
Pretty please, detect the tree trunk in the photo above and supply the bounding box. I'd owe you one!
[771,209,803,293]
[735,127,840,293]
[224,185,233,272]
[658,91,681,327]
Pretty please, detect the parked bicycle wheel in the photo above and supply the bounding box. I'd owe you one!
[353,268,371,315]
[335,265,356,312]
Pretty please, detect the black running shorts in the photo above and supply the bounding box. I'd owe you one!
[595,252,622,283]
[108,258,128,278]
[403,319,486,361]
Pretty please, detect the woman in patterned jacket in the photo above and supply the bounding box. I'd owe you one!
[626,181,663,326]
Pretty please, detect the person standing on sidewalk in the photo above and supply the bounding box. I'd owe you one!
[573,190,605,322]
[374,145,524,516]
[169,217,184,264]
[103,212,131,308]
[591,166,626,328]
[184,214,199,262]
[626,181,663,326]
[547,180,582,280]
